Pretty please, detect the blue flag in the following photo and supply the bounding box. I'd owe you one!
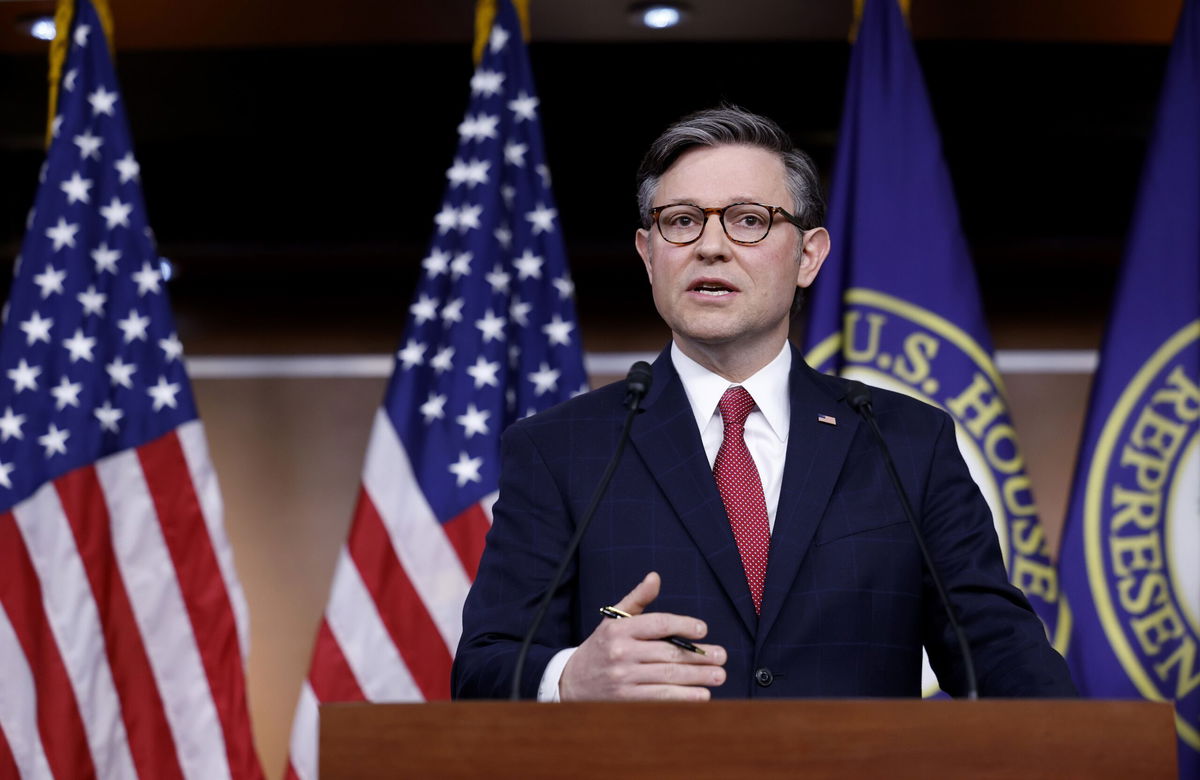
[1058,0,1200,773]
[802,0,1066,694]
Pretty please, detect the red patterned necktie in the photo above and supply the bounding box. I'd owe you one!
[713,386,770,615]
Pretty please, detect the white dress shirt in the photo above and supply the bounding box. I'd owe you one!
[537,341,793,700]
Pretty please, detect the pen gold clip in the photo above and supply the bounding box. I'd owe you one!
[598,605,705,654]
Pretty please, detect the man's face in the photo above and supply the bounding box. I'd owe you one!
[635,144,828,371]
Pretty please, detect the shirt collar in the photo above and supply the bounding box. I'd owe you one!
[670,341,792,443]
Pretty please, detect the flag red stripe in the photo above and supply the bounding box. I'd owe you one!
[347,488,452,699]
[136,433,264,780]
[307,619,366,702]
[0,511,96,780]
[441,502,489,581]
[54,467,185,780]
[283,762,301,780]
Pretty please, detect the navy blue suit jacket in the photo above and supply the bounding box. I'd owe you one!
[453,345,1075,699]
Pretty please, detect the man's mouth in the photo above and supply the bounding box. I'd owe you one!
[689,279,738,296]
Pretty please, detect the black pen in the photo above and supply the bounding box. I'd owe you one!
[599,605,706,655]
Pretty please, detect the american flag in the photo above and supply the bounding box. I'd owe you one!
[0,2,263,778]
[284,2,587,777]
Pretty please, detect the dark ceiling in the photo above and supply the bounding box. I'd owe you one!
[0,0,1187,353]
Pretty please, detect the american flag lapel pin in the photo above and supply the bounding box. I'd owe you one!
[817,414,837,426]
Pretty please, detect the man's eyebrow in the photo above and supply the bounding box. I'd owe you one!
[658,196,764,206]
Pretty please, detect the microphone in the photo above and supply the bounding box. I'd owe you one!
[844,380,980,700]
[509,362,654,700]
[623,361,653,411]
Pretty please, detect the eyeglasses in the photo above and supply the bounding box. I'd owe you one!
[649,202,805,246]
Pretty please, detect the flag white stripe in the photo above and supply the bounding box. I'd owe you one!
[285,682,320,780]
[325,547,422,701]
[96,450,233,780]
[0,605,54,780]
[12,482,138,780]
[480,490,498,523]
[361,409,470,652]
[176,421,252,661]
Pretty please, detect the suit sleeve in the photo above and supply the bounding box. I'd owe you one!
[452,421,579,699]
[917,410,1077,697]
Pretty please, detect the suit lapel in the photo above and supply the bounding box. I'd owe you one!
[629,348,758,635]
[756,349,859,646]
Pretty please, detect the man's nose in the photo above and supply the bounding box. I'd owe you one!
[694,213,731,260]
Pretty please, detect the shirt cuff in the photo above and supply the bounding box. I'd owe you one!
[537,647,577,702]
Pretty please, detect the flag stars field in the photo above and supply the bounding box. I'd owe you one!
[0,407,26,441]
[525,203,556,234]
[8,359,41,393]
[63,328,96,362]
[19,311,53,345]
[420,393,447,423]
[398,340,426,369]
[158,332,183,361]
[146,376,181,411]
[470,69,505,97]
[132,261,162,295]
[114,151,139,183]
[430,345,454,373]
[105,356,136,388]
[450,251,473,279]
[37,422,69,457]
[34,264,67,297]
[456,404,491,438]
[475,309,506,342]
[77,285,106,316]
[542,314,574,346]
[509,296,531,327]
[422,247,450,276]
[73,130,102,160]
[448,451,484,487]
[117,309,150,342]
[513,250,542,279]
[466,355,501,389]
[50,376,83,410]
[45,220,79,252]
[440,298,465,325]
[93,400,123,433]
[61,172,93,204]
[99,196,132,229]
[87,85,118,116]
[507,91,539,121]
[410,294,439,324]
[91,242,120,273]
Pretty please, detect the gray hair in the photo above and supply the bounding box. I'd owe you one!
[636,105,825,230]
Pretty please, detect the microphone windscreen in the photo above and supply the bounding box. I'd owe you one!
[845,380,872,412]
[626,361,653,398]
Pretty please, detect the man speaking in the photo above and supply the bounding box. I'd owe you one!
[452,106,1076,700]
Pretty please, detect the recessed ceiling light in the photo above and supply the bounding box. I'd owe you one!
[26,15,56,41]
[630,3,688,30]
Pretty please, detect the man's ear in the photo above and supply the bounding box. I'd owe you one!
[636,228,653,281]
[796,227,830,288]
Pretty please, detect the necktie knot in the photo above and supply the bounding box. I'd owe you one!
[718,386,756,430]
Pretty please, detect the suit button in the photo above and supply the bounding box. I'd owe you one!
[754,667,773,687]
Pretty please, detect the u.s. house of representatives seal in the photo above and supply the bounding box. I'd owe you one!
[1082,320,1200,746]
[807,288,1070,693]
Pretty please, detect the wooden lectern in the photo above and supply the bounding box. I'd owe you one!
[319,699,1177,778]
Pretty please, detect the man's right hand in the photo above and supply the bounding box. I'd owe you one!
[559,571,727,701]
